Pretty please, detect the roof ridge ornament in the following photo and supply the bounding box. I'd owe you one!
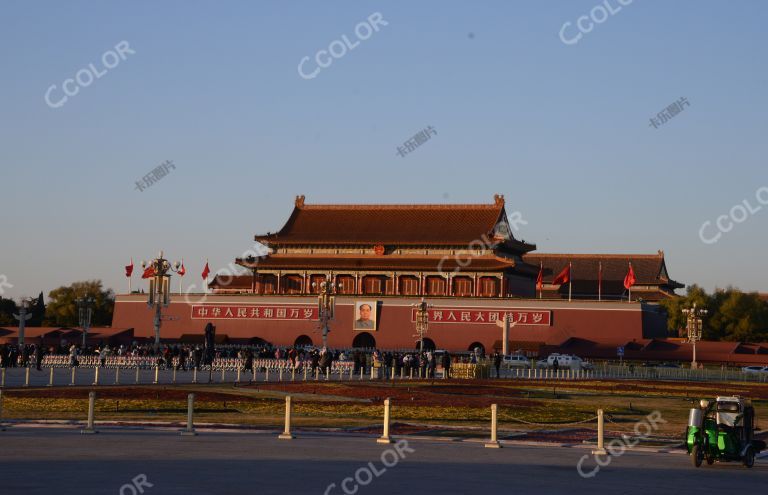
[494,194,505,207]
[295,195,306,208]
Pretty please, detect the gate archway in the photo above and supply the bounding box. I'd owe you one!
[294,335,313,347]
[352,332,376,349]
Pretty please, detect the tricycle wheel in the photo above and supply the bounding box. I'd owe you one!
[706,454,715,465]
[692,444,704,468]
[743,446,755,468]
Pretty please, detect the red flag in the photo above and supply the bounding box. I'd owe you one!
[125,258,134,278]
[178,262,186,277]
[623,263,636,289]
[201,262,210,280]
[552,264,570,285]
[535,263,543,290]
[141,266,156,279]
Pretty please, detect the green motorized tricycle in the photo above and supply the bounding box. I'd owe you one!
[686,396,765,468]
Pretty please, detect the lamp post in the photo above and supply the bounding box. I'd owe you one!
[313,273,340,349]
[13,298,33,348]
[76,296,94,348]
[682,303,708,369]
[412,298,431,353]
[142,251,182,351]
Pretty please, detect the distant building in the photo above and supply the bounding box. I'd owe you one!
[112,195,712,359]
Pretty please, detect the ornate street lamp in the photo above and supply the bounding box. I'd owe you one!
[76,296,94,348]
[313,273,341,349]
[412,298,432,353]
[13,298,34,348]
[142,251,182,351]
[682,303,708,369]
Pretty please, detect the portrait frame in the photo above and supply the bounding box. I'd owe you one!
[353,300,378,331]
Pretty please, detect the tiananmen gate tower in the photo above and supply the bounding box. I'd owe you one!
[111,194,768,364]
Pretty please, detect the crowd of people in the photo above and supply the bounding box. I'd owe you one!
[0,343,46,370]
[1,341,477,378]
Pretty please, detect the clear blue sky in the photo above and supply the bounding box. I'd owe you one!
[1,0,767,300]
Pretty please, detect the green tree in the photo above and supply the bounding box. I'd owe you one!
[44,280,114,327]
[0,297,17,326]
[708,289,768,342]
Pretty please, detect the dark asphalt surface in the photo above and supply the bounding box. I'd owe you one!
[0,427,766,494]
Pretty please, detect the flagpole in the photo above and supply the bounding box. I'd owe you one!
[538,262,543,299]
[598,261,601,302]
[128,257,133,294]
[628,262,632,303]
[179,258,183,295]
[568,262,572,302]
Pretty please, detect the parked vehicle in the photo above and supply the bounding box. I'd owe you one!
[502,354,531,369]
[536,353,589,371]
[686,396,766,468]
[741,366,768,374]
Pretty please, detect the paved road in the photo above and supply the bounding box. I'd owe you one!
[0,427,764,494]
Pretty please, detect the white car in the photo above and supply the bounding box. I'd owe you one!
[742,366,768,374]
[538,353,590,371]
[502,355,531,368]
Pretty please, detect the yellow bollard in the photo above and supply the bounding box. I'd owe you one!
[93,366,100,386]
[154,366,159,384]
[377,398,393,444]
[0,389,5,431]
[24,367,30,387]
[81,391,98,434]
[592,409,607,455]
[70,367,76,386]
[485,404,502,448]
[180,393,197,436]
[135,366,140,384]
[279,396,295,440]
[114,366,120,385]
[48,367,54,387]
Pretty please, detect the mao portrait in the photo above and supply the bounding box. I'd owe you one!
[354,301,377,331]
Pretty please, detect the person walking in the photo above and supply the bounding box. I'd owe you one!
[441,351,451,378]
[493,351,502,379]
[69,344,79,368]
[34,343,45,371]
